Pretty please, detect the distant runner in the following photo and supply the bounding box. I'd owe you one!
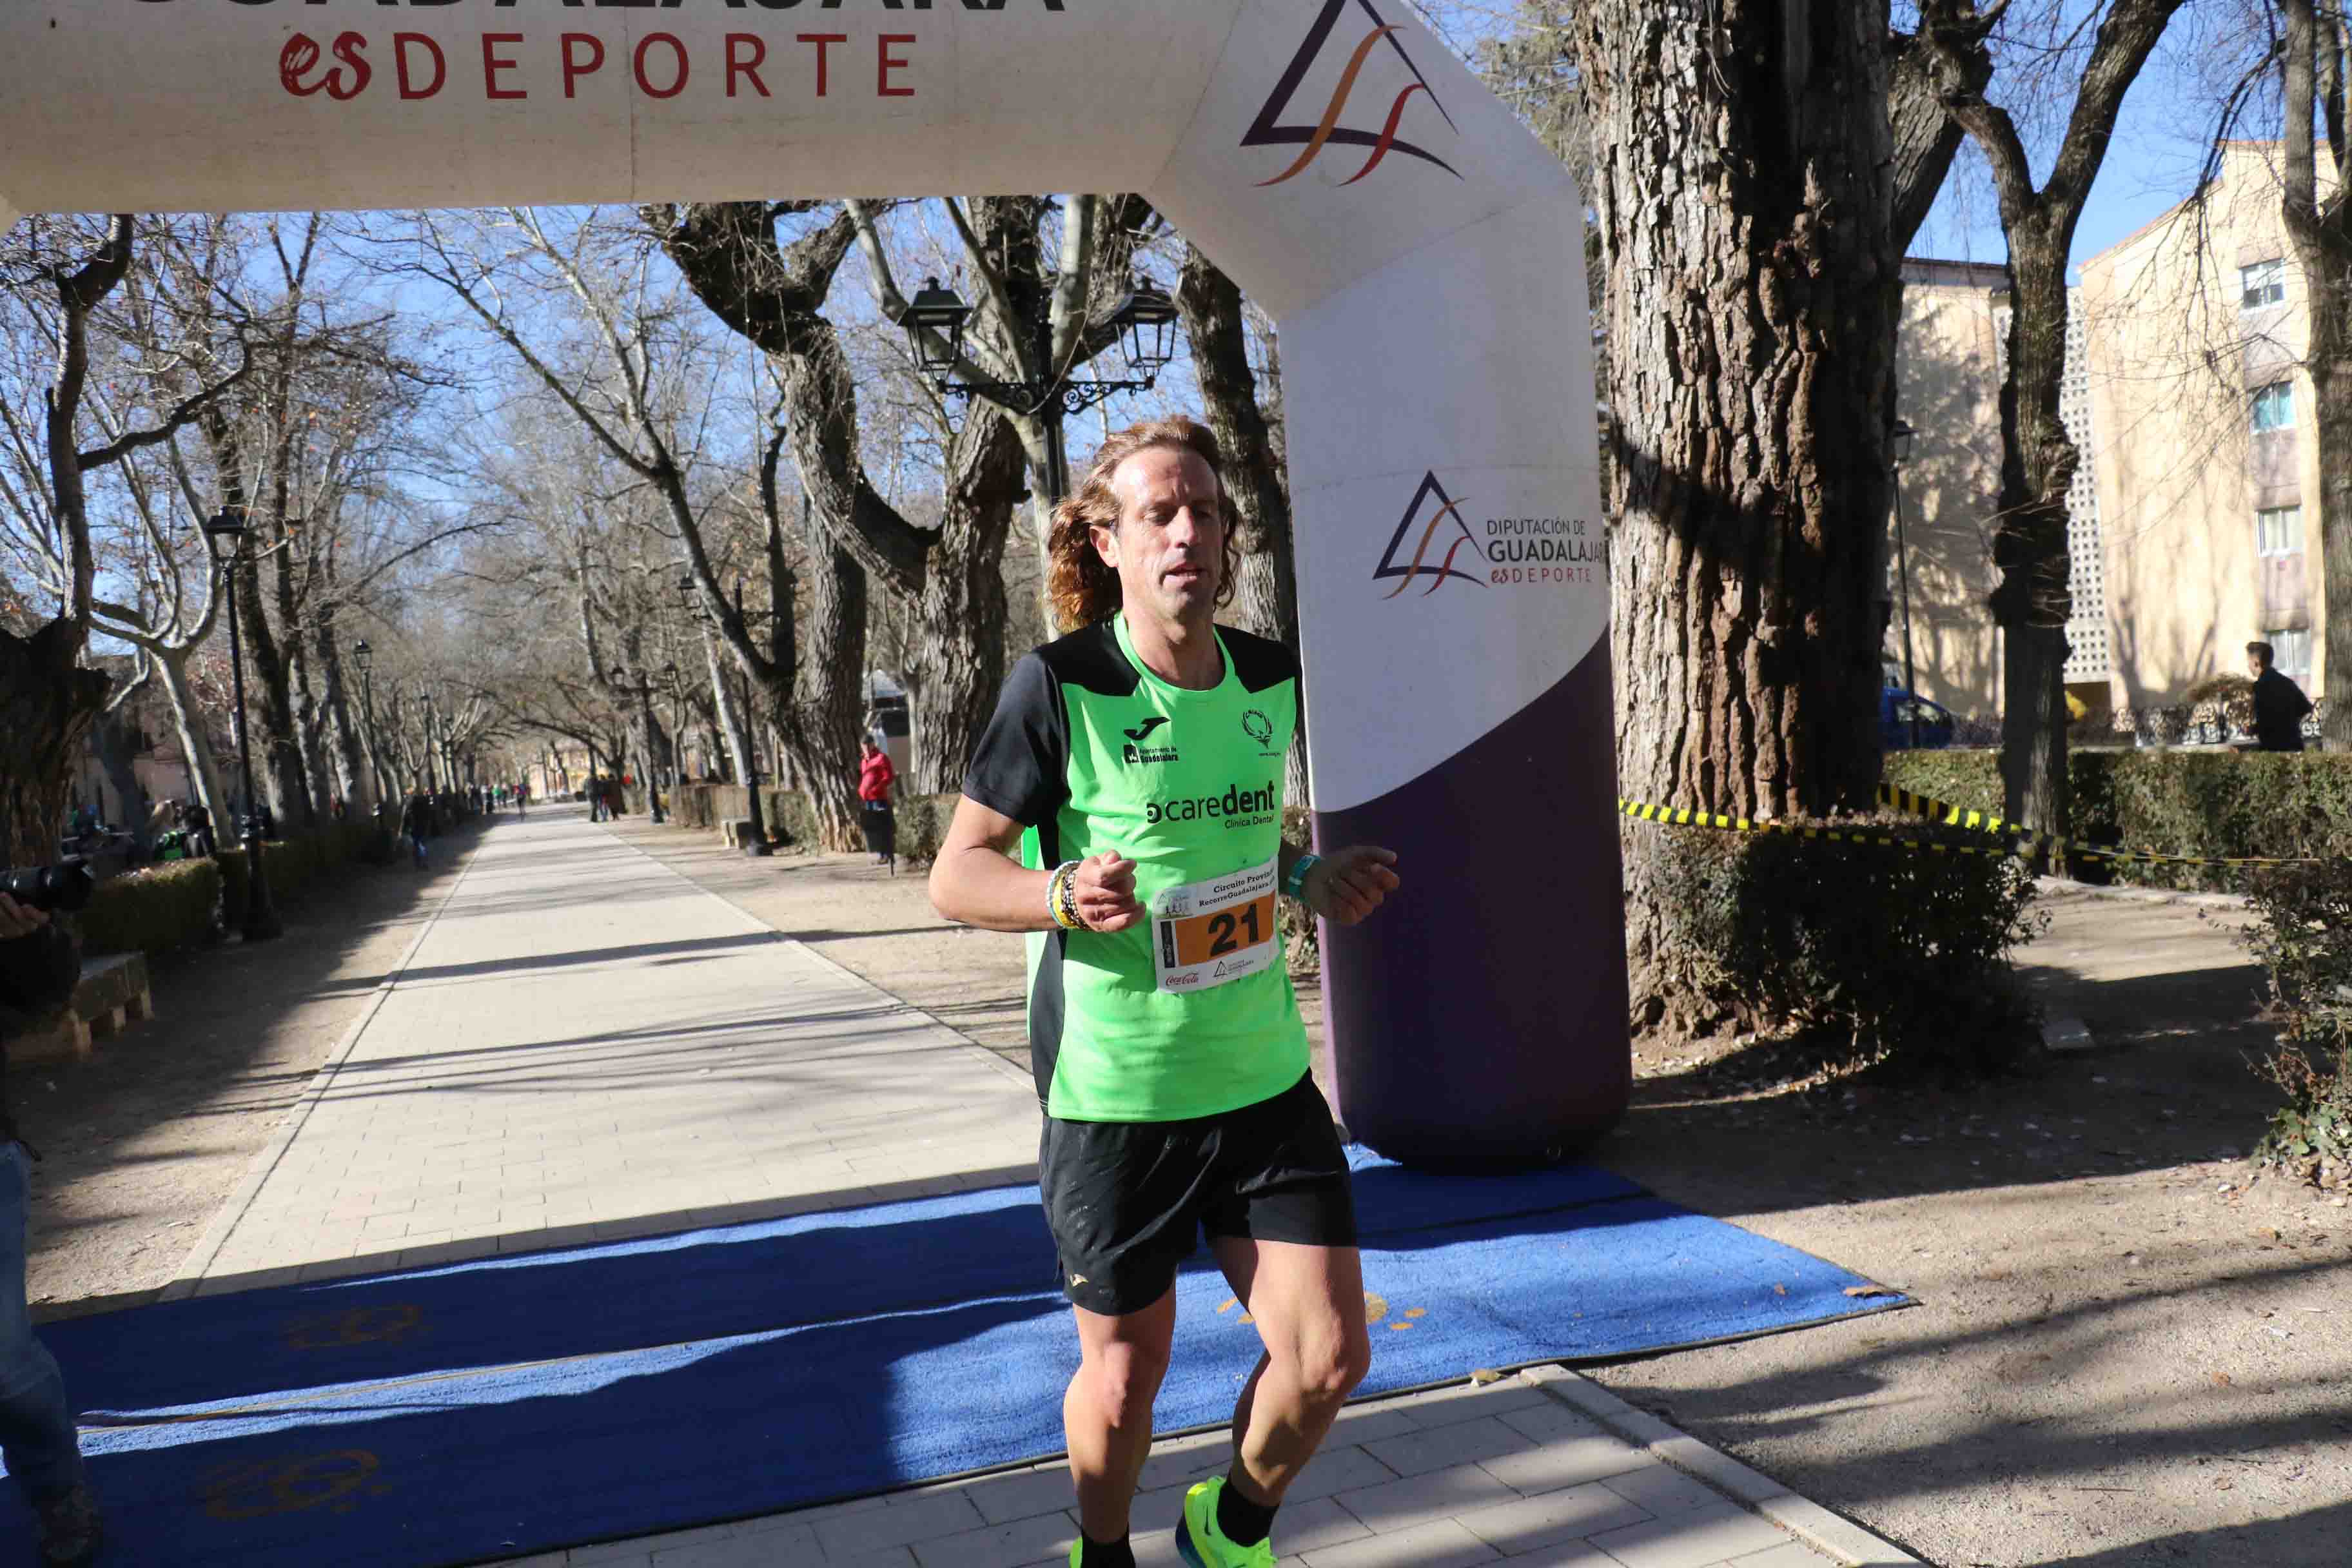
[930,417,1400,1568]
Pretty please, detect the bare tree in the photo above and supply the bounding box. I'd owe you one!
[0,214,252,863]
[1919,0,2192,836]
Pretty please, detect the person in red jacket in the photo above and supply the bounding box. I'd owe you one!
[858,738,897,871]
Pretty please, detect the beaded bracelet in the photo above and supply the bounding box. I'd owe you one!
[1047,861,1083,931]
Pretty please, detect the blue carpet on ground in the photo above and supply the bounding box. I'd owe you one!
[7,1155,1908,1567]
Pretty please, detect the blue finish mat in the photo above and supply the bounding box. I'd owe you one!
[8,1155,1907,1567]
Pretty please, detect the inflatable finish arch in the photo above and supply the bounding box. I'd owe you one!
[0,0,1629,1159]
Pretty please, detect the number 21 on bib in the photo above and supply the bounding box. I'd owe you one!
[1152,858,1279,993]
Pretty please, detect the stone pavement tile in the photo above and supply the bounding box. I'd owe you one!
[1358,1414,1538,1480]
[812,1493,987,1559]
[1725,1542,1838,1566]
[1481,1412,1649,1496]
[1754,1498,1923,1566]
[1133,1429,1230,1493]
[1333,1460,1517,1533]
[1585,1504,1799,1568]
[1600,1463,1733,1518]
[1453,1479,1653,1556]
[651,1524,819,1567]
[907,1509,1074,1567]
[958,1467,1075,1526]
[1267,1496,1376,1556]
[562,1537,660,1565]
[1320,1403,1424,1447]
[1298,1517,1500,1567]
[1391,1380,1555,1430]
[827,1551,918,1567]
[1276,1444,1398,1504]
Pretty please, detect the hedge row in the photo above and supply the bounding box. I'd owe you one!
[1885,749,2352,890]
[77,818,401,960]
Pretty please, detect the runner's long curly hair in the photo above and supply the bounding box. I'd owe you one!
[1046,416,1239,632]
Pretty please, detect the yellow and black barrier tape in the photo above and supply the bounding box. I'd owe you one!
[1621,792,2325,871]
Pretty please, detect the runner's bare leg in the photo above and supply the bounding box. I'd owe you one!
[1066,1288,1176,1541]
[1211,1238,1372,1505]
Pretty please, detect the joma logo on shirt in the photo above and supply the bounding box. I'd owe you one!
[1145,781,1279,825]
[1121,716,1179,765]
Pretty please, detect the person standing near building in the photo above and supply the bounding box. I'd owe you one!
[2248,641,2315,752]
[857,738,897,871]
[929,418,1401,1568]
[0,893,103,1567]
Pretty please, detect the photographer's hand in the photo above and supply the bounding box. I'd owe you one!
[0,893,51,941]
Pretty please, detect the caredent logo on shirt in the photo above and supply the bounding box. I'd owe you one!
[1144,780,1279,827]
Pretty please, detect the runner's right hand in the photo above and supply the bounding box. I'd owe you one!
[1072,852,1143,933]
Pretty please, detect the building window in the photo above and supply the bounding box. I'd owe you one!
[2252,380,2295,432]
[2256,504,2304,556]
[2267,628,2313,680]
[2241,258,2286,308]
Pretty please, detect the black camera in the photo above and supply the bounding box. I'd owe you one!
[1,860,95,916]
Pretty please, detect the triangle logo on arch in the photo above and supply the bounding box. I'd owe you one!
[1242,0,1462,189]
[1373,472,1485,598]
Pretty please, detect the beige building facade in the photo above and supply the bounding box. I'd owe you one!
[1890,142,2332,730]
[2079,140,2328,716]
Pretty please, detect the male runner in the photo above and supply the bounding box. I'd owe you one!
[930,416,1400,1568]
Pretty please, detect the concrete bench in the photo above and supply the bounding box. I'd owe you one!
[14,952,155,1064]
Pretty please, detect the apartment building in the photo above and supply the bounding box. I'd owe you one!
[2077,139,2329,714]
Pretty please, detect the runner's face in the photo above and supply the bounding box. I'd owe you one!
[1096,447,1224,628]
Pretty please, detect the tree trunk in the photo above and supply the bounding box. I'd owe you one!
[153,647,231,836]
[235,549,307,830]
[0,622,113,867]
[1990,230,2075,838]
[1177,242,1309,807]
[775,538,868,850]
[1578,0,1902,1033]
[92,709,150,848]
[905,406,1027,793]
[2282,0,2352,751]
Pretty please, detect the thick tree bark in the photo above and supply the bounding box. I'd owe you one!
[1921,0,2188,827]
[312,618,373,816]
[0,622,112,867]
[2282,0,2352,750]
[1177,242,1309,807]
[1579,0,1907,1032]
[903,409,1027,793]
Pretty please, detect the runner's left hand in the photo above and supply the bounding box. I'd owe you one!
[0,894,50,941]
[1304,846,1399,927]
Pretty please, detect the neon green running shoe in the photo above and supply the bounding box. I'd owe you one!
[1174,1476,1276,1568]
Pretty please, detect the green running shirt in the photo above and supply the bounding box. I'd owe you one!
[962,615,1308,1122]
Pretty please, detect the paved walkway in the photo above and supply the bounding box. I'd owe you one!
[170,808,1923,1568]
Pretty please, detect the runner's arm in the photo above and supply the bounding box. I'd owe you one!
[929,796,1142,934]
[1281,841,1401,928]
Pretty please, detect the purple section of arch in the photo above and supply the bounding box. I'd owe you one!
[1312,640,1629,1161]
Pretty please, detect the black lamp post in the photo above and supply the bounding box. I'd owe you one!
[679,575,771,857]
[1890,419,1922,753]
[352,640,381,808]
[201,507,282,943]
[899,273,1182,508]
[612,665,668,824]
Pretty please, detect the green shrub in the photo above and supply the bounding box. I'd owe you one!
[1885,749,2352,892]
[1650,816,2046,1077]
[2241,859,2352,1188]
[77,859,222,959]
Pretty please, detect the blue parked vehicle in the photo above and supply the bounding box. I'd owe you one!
[1881,685,1956,750]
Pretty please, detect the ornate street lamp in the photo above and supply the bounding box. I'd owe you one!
[201,506,282,942]
[897,271,1187,508]
[903,277,972,376]
[1890,419,1921,752]
[612,664,668,825]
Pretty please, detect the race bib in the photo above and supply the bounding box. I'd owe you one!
[1151,858,1279,994]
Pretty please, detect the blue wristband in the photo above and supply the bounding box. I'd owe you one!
[1282,852,1321,901]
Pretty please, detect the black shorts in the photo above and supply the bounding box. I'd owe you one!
[1038,1073,1357,1317]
